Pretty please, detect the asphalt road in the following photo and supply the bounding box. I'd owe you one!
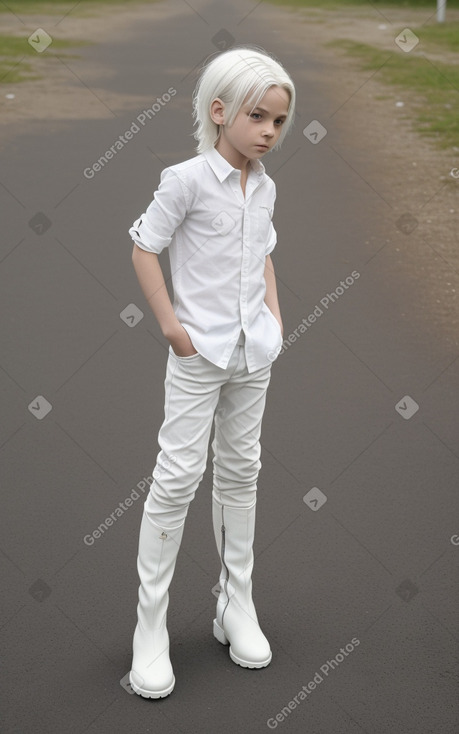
[1,0,458,732]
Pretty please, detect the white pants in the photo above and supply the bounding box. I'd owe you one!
[146,332,272,527]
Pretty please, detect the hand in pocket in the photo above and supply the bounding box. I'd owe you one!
[169,325,198,357]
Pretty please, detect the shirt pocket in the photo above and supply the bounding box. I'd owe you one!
[258,205,273,242]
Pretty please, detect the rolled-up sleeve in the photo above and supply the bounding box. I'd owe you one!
[129,167,188,254]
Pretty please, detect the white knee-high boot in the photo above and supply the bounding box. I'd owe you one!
[130,506,185,698]
[212,494,272,668]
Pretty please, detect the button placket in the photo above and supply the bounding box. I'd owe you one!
[240,200,251,329]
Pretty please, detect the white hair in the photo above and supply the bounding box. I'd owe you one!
[191,45,296,154]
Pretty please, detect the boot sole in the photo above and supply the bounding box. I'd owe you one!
[213,619,272,669]
[129,672,175,699]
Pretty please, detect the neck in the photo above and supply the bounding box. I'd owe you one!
[214,137,250,172]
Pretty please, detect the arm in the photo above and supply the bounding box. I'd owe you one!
[264,254,283,337]
[131,244,197,356]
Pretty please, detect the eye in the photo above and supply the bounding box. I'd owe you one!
[250,113,262,120]
[274,119,284,126]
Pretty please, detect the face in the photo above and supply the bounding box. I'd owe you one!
[212,85,290,163]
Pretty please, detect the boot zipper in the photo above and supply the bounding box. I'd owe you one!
[220,507,230,626]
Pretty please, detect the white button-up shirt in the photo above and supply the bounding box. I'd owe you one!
[128,145,282,373]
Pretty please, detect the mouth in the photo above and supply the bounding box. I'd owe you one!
[255,144,269,150]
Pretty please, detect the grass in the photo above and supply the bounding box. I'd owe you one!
[0,34,90,84]
[262,0,459,151]
[416,18,459,51]
[0,0,141,85]
[0,0,160,84]
[262,0,459,7]
[0,0,157,13]
[325,38,459,149]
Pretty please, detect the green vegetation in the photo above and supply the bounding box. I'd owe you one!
[0,34,88,84]
[416,18,459,51]
[325,38,459,149]
[262,0,459,150]
[262,0,459,7]
[0,0,158,84]
[0,0,145,11]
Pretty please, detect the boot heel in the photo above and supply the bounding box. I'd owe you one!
[213,618,229,645]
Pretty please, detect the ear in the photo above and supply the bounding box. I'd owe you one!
[210,97,225,126]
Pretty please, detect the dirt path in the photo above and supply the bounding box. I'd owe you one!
[267,2,459,347]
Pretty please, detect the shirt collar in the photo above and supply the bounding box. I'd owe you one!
[203,145,266,182]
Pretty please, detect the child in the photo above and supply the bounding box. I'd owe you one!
[128,44,296,698]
